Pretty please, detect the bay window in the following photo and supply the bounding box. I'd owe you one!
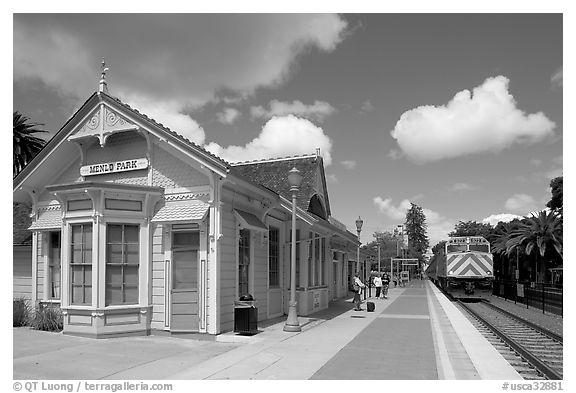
[48,232,61,299]
[70,224,92,305]
[106,224,139,305]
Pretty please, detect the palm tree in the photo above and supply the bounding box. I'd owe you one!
[13,111,47,177]
[505,211,563,283]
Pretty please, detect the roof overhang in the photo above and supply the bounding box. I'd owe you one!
[45,181,164,195]
[152,199,210,223]
[234,209,268,232]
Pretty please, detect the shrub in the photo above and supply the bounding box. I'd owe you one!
[31,303,63,332]
[13,297,30,327]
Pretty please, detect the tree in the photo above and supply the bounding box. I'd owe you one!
[490,219,523,280]
[431,240,446,256]
[505,210,563,283]
[449,220,493,238]
[361,230,399,272]
[13,111,47,177]
[404,203,429,270]
[546,176,563,216]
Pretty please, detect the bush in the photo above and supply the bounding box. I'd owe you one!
[31,303,63,332]
[13,298,30,327]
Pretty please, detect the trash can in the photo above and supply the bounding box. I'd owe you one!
[234,294,258,335]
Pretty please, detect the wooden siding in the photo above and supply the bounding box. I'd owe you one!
[84,131,149,186]
[13,246,32,299]
[151,145,210,189]
[36,232,44,301]
[150,224,165,330]
[218,203,237,332]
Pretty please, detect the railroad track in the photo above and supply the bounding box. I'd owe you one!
[456,300,563,380]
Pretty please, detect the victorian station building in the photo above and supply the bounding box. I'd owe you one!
[13,76,360,338]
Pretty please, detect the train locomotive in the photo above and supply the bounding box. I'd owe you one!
[426,236,493,299]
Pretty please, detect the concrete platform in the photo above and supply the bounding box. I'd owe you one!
[13,279,523,380]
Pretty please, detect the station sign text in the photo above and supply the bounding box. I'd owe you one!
[81,158,149,177]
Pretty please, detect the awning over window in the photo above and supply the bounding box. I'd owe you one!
[234,209,267,232]
[28,209,62,231]
[152,200,209,223]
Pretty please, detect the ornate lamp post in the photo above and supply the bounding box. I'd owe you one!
[284,167,303,332]
[355,216,363,274]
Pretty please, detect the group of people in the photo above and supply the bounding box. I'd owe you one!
[352,272,391,311]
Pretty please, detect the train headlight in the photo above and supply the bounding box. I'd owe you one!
[487,271,492,275]
[449,270,454,275]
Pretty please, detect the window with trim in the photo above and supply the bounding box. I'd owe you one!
[289,229,301,288]
[268,227,280,287]
[341,253,346,286]
[314,234,320,286]
[70,224,92,305]
[238,228,250,297]
[48,232,61,299]
[321,237,326,285]
[106,224,139,305]
[308,232,313,287]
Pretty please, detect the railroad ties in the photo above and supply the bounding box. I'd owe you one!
[456,300,563,380]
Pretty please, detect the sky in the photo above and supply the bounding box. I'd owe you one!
[12,11,564,247]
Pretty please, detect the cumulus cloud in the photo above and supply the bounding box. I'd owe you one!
[216,108,241,124]
[360,100,374,113]
[551,67,563,88]
[390,76,556,164]
[482,213,523,226]
[504,193,538,214]
[123,95,206,144]
[14,14,348,141]
[448,183,478,192]
[250,100,336,122]
[204,115,333,165]
[15,15,348,103]
[373,197,453,245]
[373,197,412,220]
[341,160,357,170]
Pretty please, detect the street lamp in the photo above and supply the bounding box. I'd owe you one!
[377,242,381,273]
[355,216,363,275]
[284,167,303,332]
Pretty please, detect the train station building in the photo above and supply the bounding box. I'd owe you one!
[12,79,360,338]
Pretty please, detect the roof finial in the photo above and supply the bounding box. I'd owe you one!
[99,57,109,93]
[315,147,320,157]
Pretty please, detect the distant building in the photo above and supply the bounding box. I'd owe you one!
[13,82,358,338]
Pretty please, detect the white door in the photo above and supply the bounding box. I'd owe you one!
[267,225,283,318]
[170,230,199,332]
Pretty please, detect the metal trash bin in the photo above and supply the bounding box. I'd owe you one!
[234,294,258,335]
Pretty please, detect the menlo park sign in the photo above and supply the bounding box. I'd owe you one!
[81,158,149,177]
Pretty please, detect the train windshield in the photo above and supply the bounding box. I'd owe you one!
[446,244,467,253]
[469,244,490,253]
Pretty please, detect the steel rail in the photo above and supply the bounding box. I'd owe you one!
[457,300,562,380]
[481,300,563,343]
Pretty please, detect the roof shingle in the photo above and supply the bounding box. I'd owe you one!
[231,155,331,218]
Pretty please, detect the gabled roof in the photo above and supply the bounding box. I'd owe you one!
[13,91,231,191]
[230,154,331,218]
[101,92,230,171]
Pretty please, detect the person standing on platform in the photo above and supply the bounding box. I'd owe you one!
[382,273,390,298]
[353,273,366,311]
[373,275,382,299]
